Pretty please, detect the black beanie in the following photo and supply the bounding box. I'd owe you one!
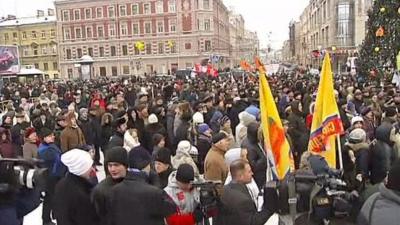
[212,132,228,144]
[128,146,151,170]
[387,159,400,192]
[112,117,127,128]
[105,147,128,167]
[176,164,194,184]
[154,148,171,165]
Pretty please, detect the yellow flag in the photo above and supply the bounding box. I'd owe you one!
[308,54,343,167]
[257,58,294,180]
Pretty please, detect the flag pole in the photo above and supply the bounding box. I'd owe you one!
[336,134,343,170]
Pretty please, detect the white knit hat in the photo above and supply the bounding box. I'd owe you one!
[351,116,364,126]
[192,112,204,124]
[61,149,93,176]
[148,114,158,124]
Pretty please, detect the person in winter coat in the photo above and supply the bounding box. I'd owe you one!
[174,108,193,151]
[107,117,127,151]
[166,104,177,149]
[220,115,235,148]
[54,149,100,225]
[235,111,256,147]
[0,127,15,158]
[37,128,67,225]
[217,159,273,225]
[92,147,128,225]
[342,128,370,191]
[22,127,38,160]
[87,107,103,165]
[196,123,212,174]
[362,107,376,141]
[370,123,395,184]
[287,100,309,169]
[109,148,176,225]
[224,148,262,211]
[100,113,113,152]
[357,160,400,225]
[204,132,231,184]
[241,122,269,189]
[60,112,86,152]
[165,164,202,225]
[123,128,140,152]
[154,148,174,189]
[144,114,167,153]
[172,140,199,178]
[78,108,94,146]
[152,133,166,157]
[228,97,249,136]
[10,110,30,157]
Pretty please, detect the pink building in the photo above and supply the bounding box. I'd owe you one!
[55,0,230,78]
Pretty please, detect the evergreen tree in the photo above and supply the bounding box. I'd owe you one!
[358,0,400,79]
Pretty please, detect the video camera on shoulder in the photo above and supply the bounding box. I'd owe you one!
[0,158,48,194]
[191,180,222,218]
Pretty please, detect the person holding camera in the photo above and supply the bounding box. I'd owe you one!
[0,159,42,225]
[164,163,203,225]
[217,159,273,225]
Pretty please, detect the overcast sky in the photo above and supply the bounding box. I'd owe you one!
[0,0,309,49]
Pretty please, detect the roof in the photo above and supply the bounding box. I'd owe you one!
[18,67,44,75]
[0,16,56,27]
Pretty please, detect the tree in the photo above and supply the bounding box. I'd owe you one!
[358,0,400,79]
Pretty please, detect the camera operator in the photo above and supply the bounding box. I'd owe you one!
[0,159,42,225]
[217,159,273,225]
[164,163,203,225]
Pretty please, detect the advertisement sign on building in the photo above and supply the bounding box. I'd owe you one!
[0,46,20,74]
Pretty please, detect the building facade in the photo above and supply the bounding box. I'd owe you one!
[228,12,244,67]
[0,9,59,78]
[55,0,231,78]
[292,0,372,73]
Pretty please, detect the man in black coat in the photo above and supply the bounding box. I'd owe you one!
[92,147,128,225]
[109,147,176,225]
[107,117,127,151]
[217,159,273,225]
[54,149,99,225]
[241,122,268,189]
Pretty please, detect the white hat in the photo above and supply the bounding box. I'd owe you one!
[192,112,204,124]
[61,149,93,176]
[233,97,241,102]
[148,114,158,124]
[351,116,364,126]
[224,148,242,166]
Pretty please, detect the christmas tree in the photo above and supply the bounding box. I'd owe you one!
[358,0,400,79]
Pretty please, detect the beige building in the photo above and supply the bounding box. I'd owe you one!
[294,0,372,72]
[0,9,59,79]
[55,0,231,78]
[228,12,244,67]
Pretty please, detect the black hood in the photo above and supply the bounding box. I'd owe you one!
[247,122,260,144]
[375,123,393,145]
[290,100,302,115]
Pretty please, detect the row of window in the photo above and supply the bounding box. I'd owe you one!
[65,43,177,59]
[23,45,57,56]
[33,61,58,71]
[63,21,177,40]
[63,40,212,59]
[62,0,176,22]
[3,29,56,41]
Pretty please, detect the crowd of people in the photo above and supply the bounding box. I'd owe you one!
[1,71,400,225]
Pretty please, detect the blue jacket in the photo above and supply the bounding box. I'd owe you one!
[38,143,67,177]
